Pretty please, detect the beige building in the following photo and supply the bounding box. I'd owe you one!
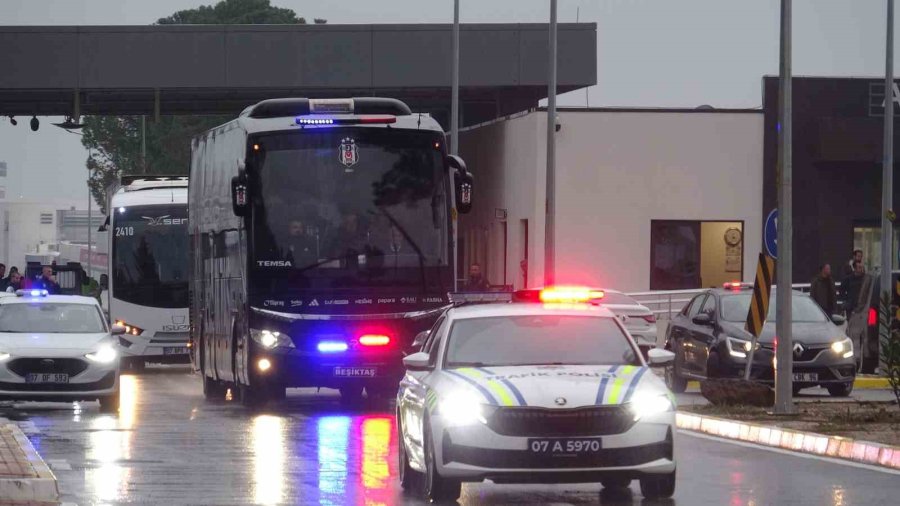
[458,107,764,292]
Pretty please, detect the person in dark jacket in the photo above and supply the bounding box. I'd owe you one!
[463,263,490,291]
[842,249,863,279]
[810,263,837,316]
[28,266,61,295]
[840,260,866,315]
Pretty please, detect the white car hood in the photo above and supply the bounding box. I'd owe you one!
[438,364,668,409]
[0,332,112,356]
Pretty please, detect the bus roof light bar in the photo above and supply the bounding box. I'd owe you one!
[245,97,412,119]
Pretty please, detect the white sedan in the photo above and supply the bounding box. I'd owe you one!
[0,290,124,412]
[397,288,677,502]
[598,289,659,356]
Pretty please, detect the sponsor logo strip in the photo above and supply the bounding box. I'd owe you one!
[477,367,528,406]
[445,370,498,405]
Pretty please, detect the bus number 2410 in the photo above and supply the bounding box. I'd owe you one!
[115,226,134,237]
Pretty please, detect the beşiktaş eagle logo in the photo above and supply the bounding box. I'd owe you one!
[257,260,293,267]
[339,137,359,168]
[143,215,188,226]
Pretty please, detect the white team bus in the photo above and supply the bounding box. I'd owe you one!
[106,176,190,371]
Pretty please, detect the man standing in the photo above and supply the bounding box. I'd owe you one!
[840,261,866,316]
[31,266,61,295]
[463,263,490,292]
[0,264,7,292]
[843,249,863,279]
[810,263,837,316]
[4,272,22,293]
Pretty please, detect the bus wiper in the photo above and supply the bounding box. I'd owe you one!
[376,207,429,293]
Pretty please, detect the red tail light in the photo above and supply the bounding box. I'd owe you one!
[868,308,877,327]
[359,334,391,347]
[640,314,657,324]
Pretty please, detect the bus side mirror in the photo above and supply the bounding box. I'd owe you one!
[449,155,473,214]
[231,171,249,217]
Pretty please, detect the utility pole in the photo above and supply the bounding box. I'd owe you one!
[544,0,558,285]
[881,0,895,363]
[451,0,460,156]
[774,0,795,415]
[87,181,92,279]
[141,115,147,174]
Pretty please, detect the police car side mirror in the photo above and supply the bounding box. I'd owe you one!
[412,330,430,349]
[647,348,675,367]
[231,171,250,217]
[403,352,432,371]
[449,155,473,214]
[111,324,127,336]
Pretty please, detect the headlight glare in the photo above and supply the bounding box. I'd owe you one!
[250,329,295,349]
[628,392,674,421]
[85,346,118,364]
[0,352,9,362]
[439,392,489,426]
[832,338,853,358]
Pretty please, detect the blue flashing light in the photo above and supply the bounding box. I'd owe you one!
[16,289,48,298]
[317,341,348,353]
[296,117,335,126]
[30,290,42,297]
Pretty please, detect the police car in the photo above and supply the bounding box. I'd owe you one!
[0,290,124,412]
[396,287,677,502]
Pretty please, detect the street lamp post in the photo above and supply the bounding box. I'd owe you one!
[881,0,895,363]
[544,0,558,285]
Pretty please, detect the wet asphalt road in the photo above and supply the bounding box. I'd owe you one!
[1,366,898,506]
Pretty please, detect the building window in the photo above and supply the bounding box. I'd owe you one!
[40,213,53,225]
[650,220,744,290]
[852,225,899,275]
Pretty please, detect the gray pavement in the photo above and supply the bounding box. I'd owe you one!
[0,366,897,505]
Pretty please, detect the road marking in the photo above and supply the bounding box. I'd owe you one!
[679,430,900,476]
[45,458,72,470]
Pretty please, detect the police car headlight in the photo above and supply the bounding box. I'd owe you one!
[0,352,10,362]
[628,392,674,421]
[832,338,853,359]
[439,392,490,426]
[250,329,295,349]
[85,346,118,364]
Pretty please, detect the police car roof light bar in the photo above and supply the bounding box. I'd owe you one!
[16,289,48,297]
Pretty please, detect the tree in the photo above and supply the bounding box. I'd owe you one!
[83,0,323,211]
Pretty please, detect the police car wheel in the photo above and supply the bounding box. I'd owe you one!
[639,470,676,500]
[601,476,631,490]
[98,390,120,413]
[397,415,421,492]
[423,415,461,502]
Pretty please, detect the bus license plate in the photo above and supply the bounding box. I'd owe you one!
[793,372,818,382]
[333,367,376,378]
[26,373,69,384]
[528,438,603,457]
[164,347,189,355]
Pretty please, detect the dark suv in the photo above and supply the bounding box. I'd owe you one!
[664,286,856,397]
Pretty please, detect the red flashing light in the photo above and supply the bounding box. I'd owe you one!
[868,307,877,327]
[538,286,605,304]
[724,281,743,290]
[359,334,391,347]
[358,115,397,124]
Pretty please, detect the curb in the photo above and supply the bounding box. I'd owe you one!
[686,376,892,390]
[676,411,900,471]
[0,421,59,502]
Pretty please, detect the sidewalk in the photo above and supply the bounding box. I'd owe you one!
[0,419,57,503]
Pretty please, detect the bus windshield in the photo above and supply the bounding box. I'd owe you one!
[250,128,449,290]
[112,204,189,308]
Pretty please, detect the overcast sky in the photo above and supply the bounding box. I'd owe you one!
[0,0,895,203]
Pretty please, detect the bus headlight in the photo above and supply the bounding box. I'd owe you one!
[628,392,674,421]
[0,352,10,362]
[85,346,118,364]
[439,392,492,426]
[250,329,295,349]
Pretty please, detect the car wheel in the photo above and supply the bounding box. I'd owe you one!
[202,374,227,401]
[706,351,722,378]
[665,360,688,394]
[640,469,676,500]
[826,381,853,397]
[423,414,461,503]
[99,390,120,413]
[239,382,269,408]
[339,385,364,405]
[601,476,631,489]
[397,413,422,492]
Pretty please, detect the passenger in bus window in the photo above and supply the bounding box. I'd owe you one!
[285,218,317,268]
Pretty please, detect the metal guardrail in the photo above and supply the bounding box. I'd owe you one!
[626,283,815,321]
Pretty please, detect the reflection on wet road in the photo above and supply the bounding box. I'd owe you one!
[2,367,898,505]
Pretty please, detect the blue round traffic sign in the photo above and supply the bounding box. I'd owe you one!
[764,209,778,258]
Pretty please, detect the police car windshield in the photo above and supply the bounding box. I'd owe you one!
[444,315,639,368]
[0,303,106,333]
[720,293,829,323]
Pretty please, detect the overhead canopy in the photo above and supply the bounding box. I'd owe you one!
[0,23,596,127]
